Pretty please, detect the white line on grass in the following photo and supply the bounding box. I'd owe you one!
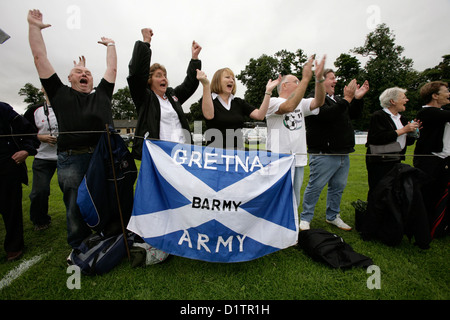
[0,254,46,290]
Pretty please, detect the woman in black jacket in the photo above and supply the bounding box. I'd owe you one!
[127,28,202,160]
[365,87,419,193]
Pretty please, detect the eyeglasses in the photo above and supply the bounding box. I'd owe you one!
[284,80,299,85]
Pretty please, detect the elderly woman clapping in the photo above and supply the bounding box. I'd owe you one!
[365,87,420,192]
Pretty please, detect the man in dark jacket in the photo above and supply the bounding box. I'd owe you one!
[300,69,369,231]
[127,28,202,160]
[0,102,39,261]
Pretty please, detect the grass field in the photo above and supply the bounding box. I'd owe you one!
[0,144,449,305]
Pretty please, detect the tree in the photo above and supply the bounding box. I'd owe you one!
[420,54,450,84]
[352,23,415,128]
[333,53,363,94]
[111,86,137,120]
[186,99,206,132]
[18,82,44,107]
[236,49,308,107]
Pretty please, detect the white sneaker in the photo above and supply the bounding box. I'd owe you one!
[326,215,352,231]
[299,220,310,231]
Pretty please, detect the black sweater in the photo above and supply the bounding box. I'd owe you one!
[127,40,201,159]
[414,106,450,156]
[305,94,363,154]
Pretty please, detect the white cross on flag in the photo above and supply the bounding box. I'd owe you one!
[127,140,298,263]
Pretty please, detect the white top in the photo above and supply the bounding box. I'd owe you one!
[158,95,186,144]
[383,108,406,149]
[33,104,58,161]
[266,97,318,167]
[211,92,234,110]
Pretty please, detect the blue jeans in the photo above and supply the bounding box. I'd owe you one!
[29,158,57,226]
[57,152,93,248]
[293,166,305,210]
[301,154,350,222]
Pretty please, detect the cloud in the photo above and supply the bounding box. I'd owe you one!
[1,0,449,115]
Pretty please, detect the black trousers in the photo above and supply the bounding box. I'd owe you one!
[414,155,450,218]
[0,166,24,253]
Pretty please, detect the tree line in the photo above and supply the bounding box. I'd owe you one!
[19,24,450,131]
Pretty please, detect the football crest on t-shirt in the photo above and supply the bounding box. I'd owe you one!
[283,109,303,130]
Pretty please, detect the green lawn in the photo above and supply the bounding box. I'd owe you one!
[0,145,449,303]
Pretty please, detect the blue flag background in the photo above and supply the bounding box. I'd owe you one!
[127,140,298,263]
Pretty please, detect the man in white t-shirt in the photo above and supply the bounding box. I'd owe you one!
[24,89,58,230]
[266,55,326,209]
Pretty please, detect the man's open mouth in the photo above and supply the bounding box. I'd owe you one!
[80,78,88,84]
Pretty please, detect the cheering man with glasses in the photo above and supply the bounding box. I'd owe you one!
[265,55,326,211]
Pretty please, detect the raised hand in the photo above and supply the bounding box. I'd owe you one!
[355,80,370,99]
[344,79,357,102]
[192,41,202,60]
[97,37,115,47]
[27,9,51,30]
[196,69,209,85]
[141,28,153,44]
[314,54,326,81]
[73,56,86,67]
[302,55,314,81]
[266,74,282,93]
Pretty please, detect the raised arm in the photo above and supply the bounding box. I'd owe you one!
[173,40,202,104]
[192,40,202,60]
[197,69,215,120]
[250,75,282,120]
[276,56,314,114]
[127,29,153,114]
[27,9,55,79]
[309,55,326,110]
[98,37,117,83]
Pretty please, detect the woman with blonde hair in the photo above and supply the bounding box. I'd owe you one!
[197,68,280,149]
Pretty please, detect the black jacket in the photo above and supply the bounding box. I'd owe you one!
[365,109,415,163]
[305,94,363,154]
[0,102,39,184]
[127,41,201,160]
[360,163,432,249]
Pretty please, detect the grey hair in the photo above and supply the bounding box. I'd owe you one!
[277,75,289,94]
[379,87,407,108]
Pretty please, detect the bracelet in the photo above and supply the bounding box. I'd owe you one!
[316,78,325,83]
[107,43,115,46]
[265,92,272,96]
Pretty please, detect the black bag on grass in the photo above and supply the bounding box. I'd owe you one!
[67,232,133,276]
[297,229,373,269]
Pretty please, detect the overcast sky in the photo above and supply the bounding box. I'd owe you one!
[1,0,449,114]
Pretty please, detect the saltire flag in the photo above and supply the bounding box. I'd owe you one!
[127,140,298,263]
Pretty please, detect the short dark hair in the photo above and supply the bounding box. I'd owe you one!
[323,69,335,78]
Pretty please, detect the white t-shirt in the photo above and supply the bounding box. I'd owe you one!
[266,97,319,166]
[33,105,58,161]
[158,95,186,144]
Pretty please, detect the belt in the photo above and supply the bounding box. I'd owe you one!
[61,146,96,155]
